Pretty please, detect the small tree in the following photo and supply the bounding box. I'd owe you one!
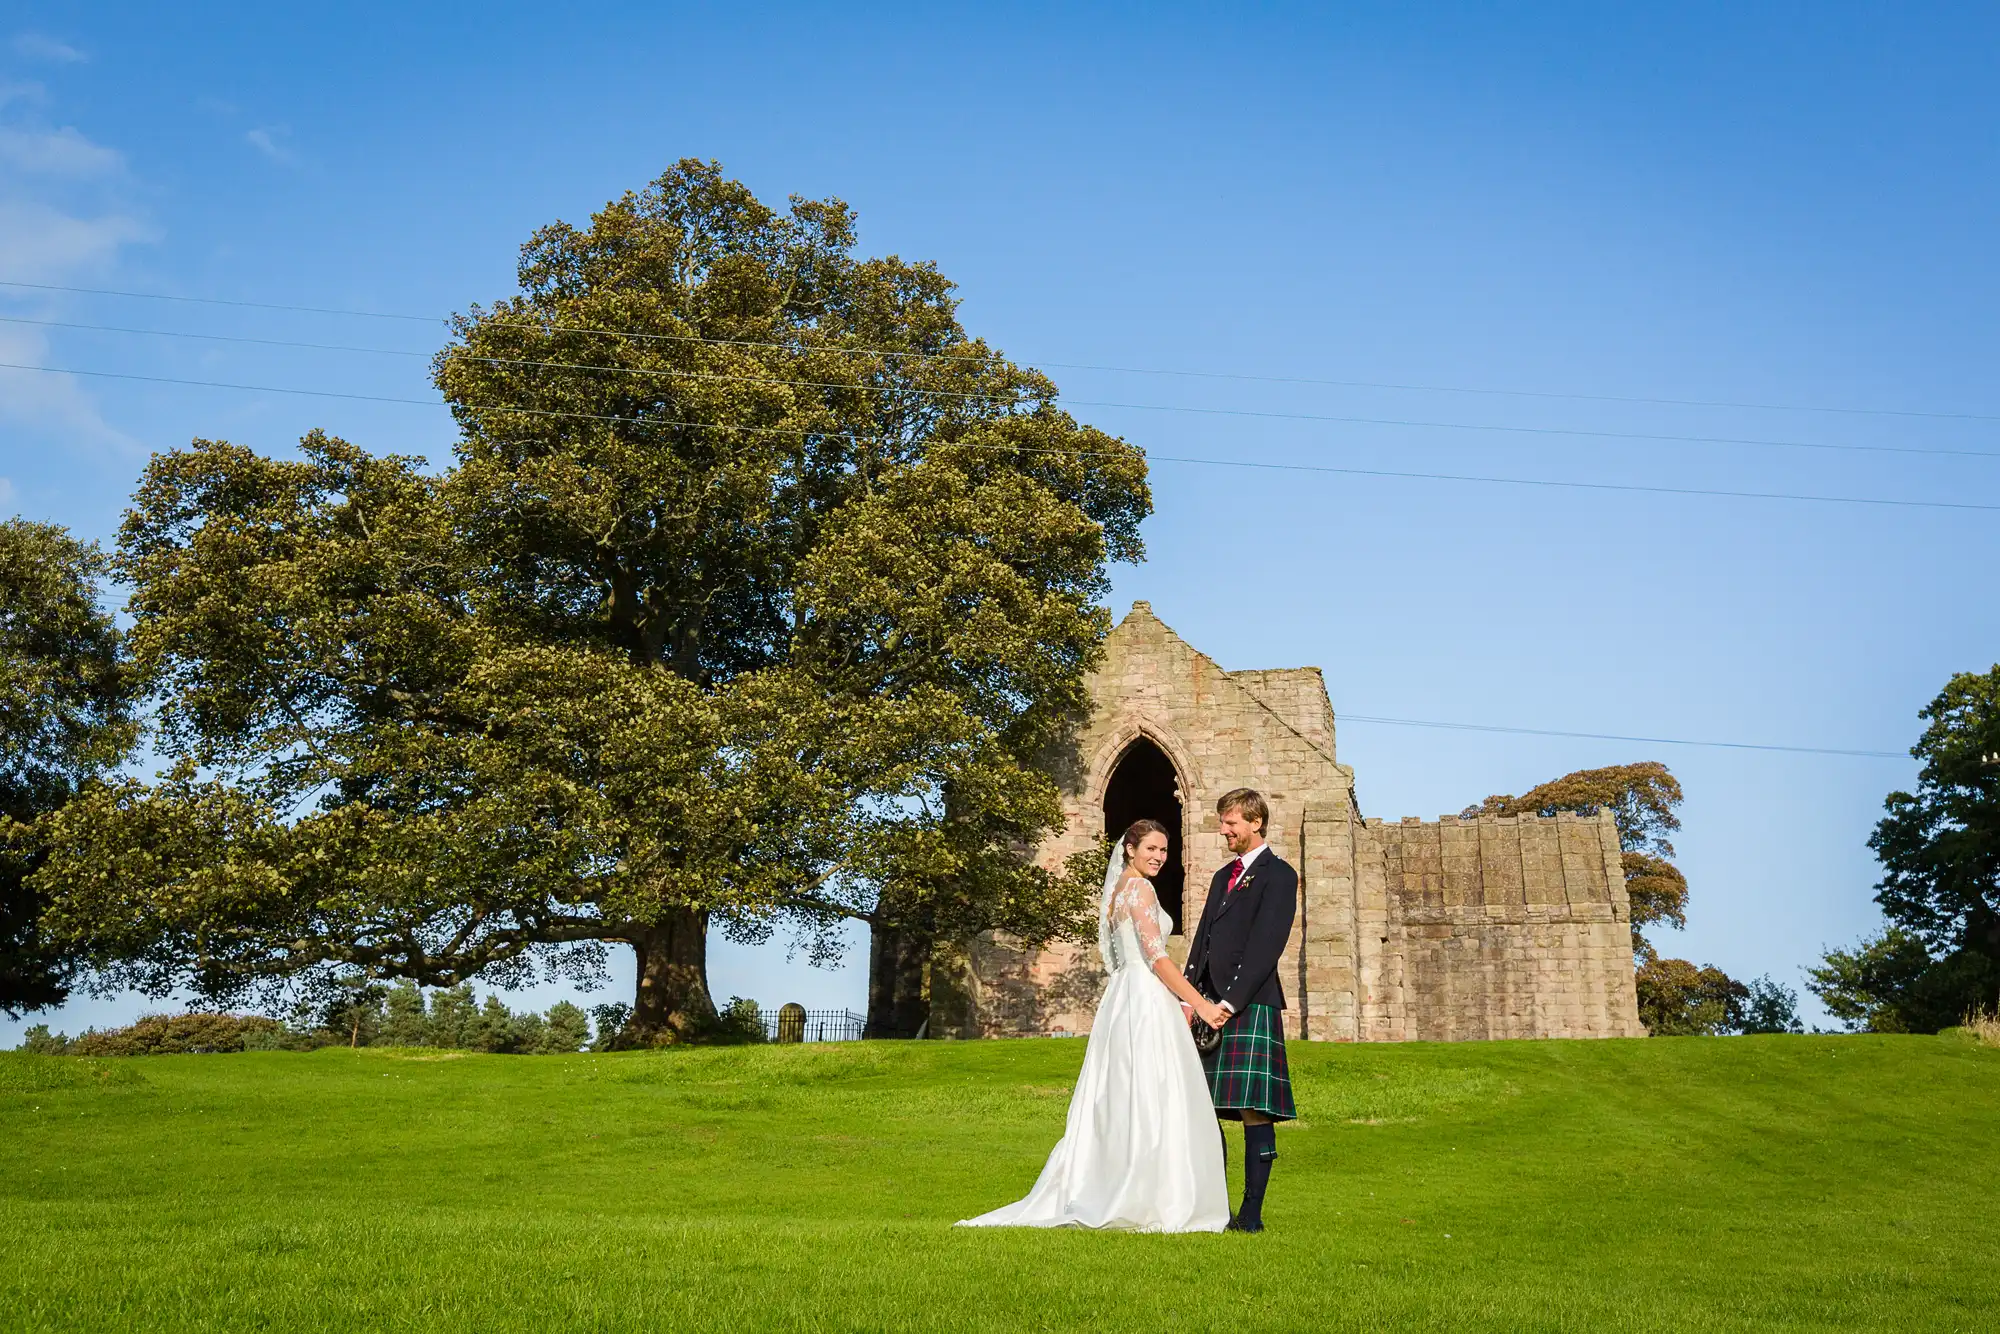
[542,1001,590,1053]
[322,983,387,1048]
[464,994,515,1052]
[381,980,431,1046]
[17,1023,67,1054]
[1634,958,1747,1036]
[429,984,476,1049]
[1738,974,1804,1034]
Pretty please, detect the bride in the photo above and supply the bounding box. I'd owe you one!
[957,819,1231,1232]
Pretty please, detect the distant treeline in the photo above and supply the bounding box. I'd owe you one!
[12,981,758,1056]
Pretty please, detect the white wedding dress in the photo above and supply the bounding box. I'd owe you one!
[956,851,1229,1232]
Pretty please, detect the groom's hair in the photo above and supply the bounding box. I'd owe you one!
[1120,818,1171,854]
[1216,788,1269,832]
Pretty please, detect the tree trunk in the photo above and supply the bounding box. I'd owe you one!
[866,922,931,1039]
[628,909,716,1042]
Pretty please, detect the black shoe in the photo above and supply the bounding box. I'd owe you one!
[1225,1215,1264,1234]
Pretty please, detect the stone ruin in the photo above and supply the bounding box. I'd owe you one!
[931,602,1644,1041]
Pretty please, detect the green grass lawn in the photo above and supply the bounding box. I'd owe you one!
[3,1034,1996,1332]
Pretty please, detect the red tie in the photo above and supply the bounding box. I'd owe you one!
[1226,858,1245,893]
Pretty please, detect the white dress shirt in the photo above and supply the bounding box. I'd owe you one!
[1216,840,1270,1014]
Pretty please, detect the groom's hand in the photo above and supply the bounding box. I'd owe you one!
[1180,1002,1195,1027]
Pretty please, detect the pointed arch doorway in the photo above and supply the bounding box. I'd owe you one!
[1102,736,1187,933]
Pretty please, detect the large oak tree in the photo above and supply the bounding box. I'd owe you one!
[33,161,1149,1040]
[0,520,134,1016]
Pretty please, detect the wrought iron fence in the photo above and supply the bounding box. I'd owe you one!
[755,1007,867,1043]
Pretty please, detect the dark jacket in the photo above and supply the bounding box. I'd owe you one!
[1184,848,1297,1013]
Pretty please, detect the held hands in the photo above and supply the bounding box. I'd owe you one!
[1193,999,1230,1031]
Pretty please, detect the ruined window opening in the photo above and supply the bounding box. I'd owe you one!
[1102,736,1186,934]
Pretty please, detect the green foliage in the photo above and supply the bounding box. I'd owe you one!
[466,995,516,1053]
[542,1001,590,1054]
[1635,956,1748,1036]
[1807,926,2000,1033]
[711,996,767,1045]
[16,1023,65,1054]
[16,985,604,1056]
[66,1013,288,1056]
[426,985,476,1050]
[1814,666,2000,1032]
[381,980,430,1046]
[1738,974,1805,1034]
[321,982,389,1048]
[3,1040,1997,1329]
[31,161,1148,1042]
[0,520,136,1017]
[589,1002,632,1050]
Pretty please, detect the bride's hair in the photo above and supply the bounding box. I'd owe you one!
[1120,818,1171,854]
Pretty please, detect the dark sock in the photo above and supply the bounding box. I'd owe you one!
[1239,1122,1277,1226]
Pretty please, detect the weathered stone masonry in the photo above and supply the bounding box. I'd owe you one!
[933,603,1643,1041]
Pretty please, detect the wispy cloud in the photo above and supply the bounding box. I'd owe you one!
[0,477,15,507]
[0,80,47,110]
[0,201,153,283]
[11,33,86,64]
[0,125,124,177]
[0,83,151,451]
[244,125,295,166]
[0,325,136,450]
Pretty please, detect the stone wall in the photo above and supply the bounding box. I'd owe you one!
[1363,812,1642,1040]
[938,602,1644,1042]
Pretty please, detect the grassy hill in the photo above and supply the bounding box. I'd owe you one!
[3,1034,1996,1332]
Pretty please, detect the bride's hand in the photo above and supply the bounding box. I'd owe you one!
[1197,1000,1230,1030]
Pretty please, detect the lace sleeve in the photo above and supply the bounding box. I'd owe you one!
[1112,875,1170,966]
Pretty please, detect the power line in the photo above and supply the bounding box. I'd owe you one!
[0,314,424,358]
[0,279,440,324]
[1069,399,2000,461]
[7,277,1997,424]
[1337,714,1906,759]
[5,359,1996,513]
[5,313,1994,462]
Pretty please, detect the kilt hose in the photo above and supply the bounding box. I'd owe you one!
[1201,1002,1297,1122]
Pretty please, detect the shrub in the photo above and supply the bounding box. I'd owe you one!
[712,996,768,1045]
[1966,1007,2000,1049]
[68,1013,287,1056]
[17,1023,69,1054]
[1636,958,1747,1036]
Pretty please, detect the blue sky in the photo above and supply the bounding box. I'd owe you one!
[3,3,1996,1040]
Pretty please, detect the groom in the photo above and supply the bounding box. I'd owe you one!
[1183,788,1298,1233]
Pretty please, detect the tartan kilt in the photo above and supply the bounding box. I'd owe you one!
[1201,1002,1297,1122]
